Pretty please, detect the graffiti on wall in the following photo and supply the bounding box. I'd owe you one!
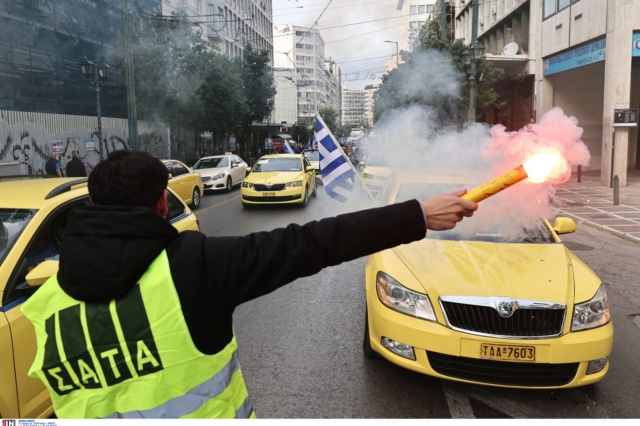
[0,118,170,175]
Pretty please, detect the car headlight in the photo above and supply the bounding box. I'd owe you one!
[376,272,436,321]
[571,284,610,331]
[212,172,226,180]
[285,180,303,188]
[242,182,254,189]
[201,176,212,182]
[363,173,374,179]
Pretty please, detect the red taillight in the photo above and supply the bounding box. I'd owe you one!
[196,219,201,231]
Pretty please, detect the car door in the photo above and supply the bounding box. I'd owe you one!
[232,155,245,184]
[166,161,187,203]
[4,197,90,418]
[173,161,194,203]
[303,157,315,194]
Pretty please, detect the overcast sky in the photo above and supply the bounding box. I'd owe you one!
[272,0,403,89]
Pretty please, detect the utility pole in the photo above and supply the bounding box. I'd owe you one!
[468,0,481,123]
[440,0,447,41]
[123,0,139,150]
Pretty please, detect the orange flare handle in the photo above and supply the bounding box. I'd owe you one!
[461,165,529,203]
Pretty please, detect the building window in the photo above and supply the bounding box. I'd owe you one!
[410,21,418,30]
[544,0,572,19]
[427,5,433,13]
[410,5,417,14]
[418,5,426,14]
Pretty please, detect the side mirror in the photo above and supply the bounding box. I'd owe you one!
[168,173,173,179]
[359,162,365,166]
[554,217,577,234]
[26,260,59,287]
[306,166,314,172]
[231,162,237,168]
[245,167,251,174]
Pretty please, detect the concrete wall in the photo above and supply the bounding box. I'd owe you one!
[550,61,605,171]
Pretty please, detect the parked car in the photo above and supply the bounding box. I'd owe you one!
[160,159,204,209]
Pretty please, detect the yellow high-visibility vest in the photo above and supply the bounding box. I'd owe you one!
[22,250,255,419]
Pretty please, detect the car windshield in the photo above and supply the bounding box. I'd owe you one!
[367,154,388,167]
[393,183,555,243]
[253,158,302,172]
[303,151,319,162]
[194,157,229,169]
[0,209,37,267]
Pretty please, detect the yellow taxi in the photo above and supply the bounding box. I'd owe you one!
[161,159,204,210]
[241,154,317,208]
[364,171,612,389]
[302,149,321,182]
[0,177,199,419]
[359,153,394,195]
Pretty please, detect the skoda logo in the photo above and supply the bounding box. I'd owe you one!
[497,301,516,318]
[267,181,272,185]
[634,38,640,51]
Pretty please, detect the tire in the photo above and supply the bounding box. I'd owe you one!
[363,306,382,358]
[225,176,232,193]
[300,186,309,208]
[190,188,200,210]
[312,181,317,197]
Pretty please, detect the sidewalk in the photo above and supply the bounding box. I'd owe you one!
[554,169,640,244]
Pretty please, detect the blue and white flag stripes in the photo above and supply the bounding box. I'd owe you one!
[284,139,295,154]
[316,115,356,203]
[313,131,318,149]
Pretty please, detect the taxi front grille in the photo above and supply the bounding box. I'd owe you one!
[441,301,565,338]
[427,351,578,387]
[253,184,286,191]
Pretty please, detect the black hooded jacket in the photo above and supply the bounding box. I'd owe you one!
[59,201,427,355]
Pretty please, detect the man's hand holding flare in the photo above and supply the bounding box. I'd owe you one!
[422,189,478,231]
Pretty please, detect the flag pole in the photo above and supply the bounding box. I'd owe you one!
[316,114,378,205]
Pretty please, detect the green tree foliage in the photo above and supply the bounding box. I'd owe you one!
[289,123,313,144]
[318,107,339,134]
[240,44,276,127]
[373,20,504,125]
[335,124,352,138]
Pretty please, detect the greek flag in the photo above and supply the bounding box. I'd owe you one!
[313,131,318,149]
[284,139,295,154]
[316,115,355,203]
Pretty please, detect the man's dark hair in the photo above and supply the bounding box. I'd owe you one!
[88,150,168,209]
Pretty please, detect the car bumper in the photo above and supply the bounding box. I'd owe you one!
[202,177,227,190]
[241,186,305,204]
[367,293,613,389]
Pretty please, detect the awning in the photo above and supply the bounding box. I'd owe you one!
[484,54,529,69]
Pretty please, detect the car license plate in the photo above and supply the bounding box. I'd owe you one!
[262,192,276,196]
[480,344,535,361]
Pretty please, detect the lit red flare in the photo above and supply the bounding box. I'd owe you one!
[461,165,528,203]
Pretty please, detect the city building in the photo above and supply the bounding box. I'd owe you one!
[163,0,274,63]
[342,88,373,129]
[453,0,640,186]
[365,84,380,127]
[272,24,341,126]
[272,68,298,126]
[397,0,436,54]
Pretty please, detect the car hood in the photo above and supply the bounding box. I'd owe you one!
[364,166,394,176]
[195,167,228,176]
[246,171,304,184]
[392,240,574,304]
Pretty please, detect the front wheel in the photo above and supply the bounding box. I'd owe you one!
[312,181,317,197]
[300,186,309,208]
[225,176,232,193]
[190,188,200,210]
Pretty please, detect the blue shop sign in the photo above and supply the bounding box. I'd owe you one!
[633,33,640,57]
[543,38,606,76]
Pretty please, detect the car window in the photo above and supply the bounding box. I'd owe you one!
[303,158,311,168]
[232,155,242,164]
[3,197,91,305]
[393,183,555,244]
[0,209,37,268]
[173,162,188,176]
[164,161,175,176]
[303,150,319,162]
[252,158,303,172]
[167,190,186,222]
[194,157,229,169]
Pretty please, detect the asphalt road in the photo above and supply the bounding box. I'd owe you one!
[194,184,640,418]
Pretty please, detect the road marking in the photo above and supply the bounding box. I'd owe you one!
[195,195,240,215]
[442,381,475,418]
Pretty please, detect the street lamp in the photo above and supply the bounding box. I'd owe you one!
[79,57,110,160]
[464,42,484,123]
[384,40,399,65]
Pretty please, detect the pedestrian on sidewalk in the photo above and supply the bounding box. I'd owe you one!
[45,151,63,177]
[65,151,87,177]
[21,150,477,419]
